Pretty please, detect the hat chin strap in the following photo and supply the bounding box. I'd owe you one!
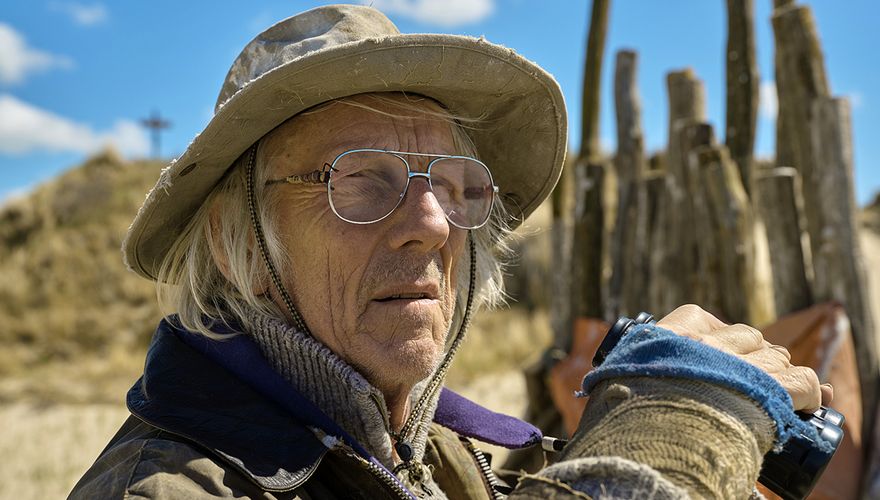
[245,144,312,335]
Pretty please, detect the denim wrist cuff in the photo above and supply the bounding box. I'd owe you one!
[579,323,832,453]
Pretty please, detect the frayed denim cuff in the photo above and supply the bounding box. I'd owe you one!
[579,323,832,453]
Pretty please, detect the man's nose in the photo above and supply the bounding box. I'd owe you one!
[386,176,450,251]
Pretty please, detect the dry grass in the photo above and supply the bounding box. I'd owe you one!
[446,307,552,389]
[0,403,130,500]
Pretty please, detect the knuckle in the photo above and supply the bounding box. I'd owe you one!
[676,304,704,316]
[740,324,764,345]
[771,344,792,361]
[796,365,820,385]
[732,323,764,345]
[784,366,820,394]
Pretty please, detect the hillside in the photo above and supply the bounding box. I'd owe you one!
[0,151,165,403]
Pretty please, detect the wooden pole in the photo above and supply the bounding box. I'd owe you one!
[697,145,756,324]
[679,122,722,315]
[612,50,644,184]
[809,96,878,453]
[724,0,758,197]
[650,69,706,315]
[772,0,796,170]
[571,163,606,319]
[571,0,610,321]
[626,171,664,315]
[609,49,646,318]
[579,0,610,161]
[551,163,573,352]
[772,4,831,283]
[753,167,813,316]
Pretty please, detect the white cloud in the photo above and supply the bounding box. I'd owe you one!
[49,2,108,26]
[0,94,149,157]
[365,0,494,27]
[0,23,73,85]
[759,80,778,121]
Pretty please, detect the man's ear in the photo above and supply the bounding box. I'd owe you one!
[207,200,269,296]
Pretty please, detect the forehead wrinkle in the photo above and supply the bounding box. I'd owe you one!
[265,96,459,177]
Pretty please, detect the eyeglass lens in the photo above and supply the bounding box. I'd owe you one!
[327,151,494,228]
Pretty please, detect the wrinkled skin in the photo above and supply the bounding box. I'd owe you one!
[658,304,832,411]
[258,94,467,430]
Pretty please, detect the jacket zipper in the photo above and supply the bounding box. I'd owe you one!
[359,453,416,500]
[462,439,507,500]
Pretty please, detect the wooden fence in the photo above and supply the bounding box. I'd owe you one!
[529,0,879,494]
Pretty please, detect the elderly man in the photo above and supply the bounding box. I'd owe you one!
[72,5,830,499]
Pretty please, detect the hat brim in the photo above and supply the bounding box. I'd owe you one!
[124,33,567,280]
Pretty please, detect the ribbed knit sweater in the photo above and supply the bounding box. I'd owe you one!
[244,309,446,498]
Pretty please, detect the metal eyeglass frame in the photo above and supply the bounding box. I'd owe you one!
[265,148,499,230]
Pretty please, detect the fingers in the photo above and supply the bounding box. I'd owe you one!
[769,343,792,361]
[821,383,834,406]
[740,348,791,374]
[776,366,823,412]
[655,304,827,413]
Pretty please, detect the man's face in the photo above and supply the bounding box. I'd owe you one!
[259,94,467,395]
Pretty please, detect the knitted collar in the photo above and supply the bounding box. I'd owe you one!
[244,308,440,471]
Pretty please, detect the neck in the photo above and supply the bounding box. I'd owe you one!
[384,388,412,433]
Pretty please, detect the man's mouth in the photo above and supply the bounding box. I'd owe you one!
[372,284,441,303]
[375,293,433,302]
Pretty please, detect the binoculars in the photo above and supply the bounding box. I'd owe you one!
[593,313,844,500]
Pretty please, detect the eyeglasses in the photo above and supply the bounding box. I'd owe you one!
[266,148,499,229]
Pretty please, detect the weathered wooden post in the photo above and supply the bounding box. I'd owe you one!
[772,4,830,283]
[550,164,573,352]
[809,96,878,452]
[570,0,609,323]
[626,171,664,315]
[724,0,759,197]
[696,145,771,325]
[753,167,813,316]
[609,49,646,318]
[649,69,706,314]
[679,122,723,316]
[772,0,796,170]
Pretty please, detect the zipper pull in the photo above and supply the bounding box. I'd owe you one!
[395,440,414,462]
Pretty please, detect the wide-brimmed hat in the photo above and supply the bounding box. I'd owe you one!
[123,4,567,281]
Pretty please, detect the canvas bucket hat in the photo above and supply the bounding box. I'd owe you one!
[123,4,567,281]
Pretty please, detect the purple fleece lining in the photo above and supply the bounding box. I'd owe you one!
[435,388,542,448]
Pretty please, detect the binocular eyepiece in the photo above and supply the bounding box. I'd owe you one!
[593,314,844,500]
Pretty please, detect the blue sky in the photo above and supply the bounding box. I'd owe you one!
[1,1,877,206]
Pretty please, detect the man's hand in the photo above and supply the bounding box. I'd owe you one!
[657,304,833,412]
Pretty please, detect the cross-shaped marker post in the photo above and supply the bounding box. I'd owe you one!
[140,110,171,159]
